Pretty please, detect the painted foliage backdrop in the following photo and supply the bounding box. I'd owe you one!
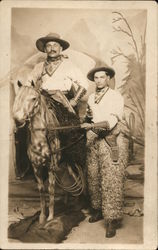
[0,8,146,178]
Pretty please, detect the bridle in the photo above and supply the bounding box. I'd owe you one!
[15,89,41,130]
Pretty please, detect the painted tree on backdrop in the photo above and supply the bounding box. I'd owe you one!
[111,12,146,160]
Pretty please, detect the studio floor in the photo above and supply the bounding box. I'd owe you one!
[8,179,143,244]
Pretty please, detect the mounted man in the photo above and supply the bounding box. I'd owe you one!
[26,33,88,112]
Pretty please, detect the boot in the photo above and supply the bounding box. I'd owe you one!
[89,209,103,223]
[105,219,122,238]
[106,219,118,238]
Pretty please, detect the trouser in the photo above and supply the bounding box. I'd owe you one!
[86,130,129,220]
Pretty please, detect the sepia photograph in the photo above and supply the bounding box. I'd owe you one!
[0,1,157,249]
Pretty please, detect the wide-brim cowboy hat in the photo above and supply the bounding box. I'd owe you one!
[36,33,70,52]
[87,66,115,81]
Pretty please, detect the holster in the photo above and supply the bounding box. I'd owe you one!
[105,134,119,162]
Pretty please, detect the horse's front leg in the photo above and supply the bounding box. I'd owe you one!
[33,166,46,225]
[47,167,55,221]
[47,137,60,221]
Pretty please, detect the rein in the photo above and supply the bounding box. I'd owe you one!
[49,134,85,155]
[28,124,85,154]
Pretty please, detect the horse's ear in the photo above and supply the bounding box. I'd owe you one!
[17,80,22,87]
[31,80,35,87]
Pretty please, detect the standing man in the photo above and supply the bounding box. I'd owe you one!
[81,66,129,238]
[26,33,88,109]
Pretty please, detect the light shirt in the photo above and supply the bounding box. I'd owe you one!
[26,57,88,91]
[88,87,124,130]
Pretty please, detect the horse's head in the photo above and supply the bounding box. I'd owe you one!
[13,81,40,128]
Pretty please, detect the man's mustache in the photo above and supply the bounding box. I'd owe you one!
[50,50,57,53]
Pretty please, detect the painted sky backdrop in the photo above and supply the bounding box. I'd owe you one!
[11,8,146,88]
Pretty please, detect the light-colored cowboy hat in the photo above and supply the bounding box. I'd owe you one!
[87,66,115,81]
[36,33,70,52]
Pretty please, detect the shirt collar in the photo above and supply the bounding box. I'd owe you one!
[96,86,109,93]
[95,86,109,104]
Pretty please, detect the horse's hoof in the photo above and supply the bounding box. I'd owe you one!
[44,217,62,230]
[39,214,46,225]
[47,215,54,222]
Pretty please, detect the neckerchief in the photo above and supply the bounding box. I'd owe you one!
[94,86,109,104]
[44,56,63,76]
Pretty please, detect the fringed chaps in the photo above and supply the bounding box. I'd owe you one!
[86,130,129,220]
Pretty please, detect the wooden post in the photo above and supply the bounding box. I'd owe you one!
[9,82,16,180]
[128,112,135,162]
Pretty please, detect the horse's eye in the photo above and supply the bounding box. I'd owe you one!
[32,98,36,101]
